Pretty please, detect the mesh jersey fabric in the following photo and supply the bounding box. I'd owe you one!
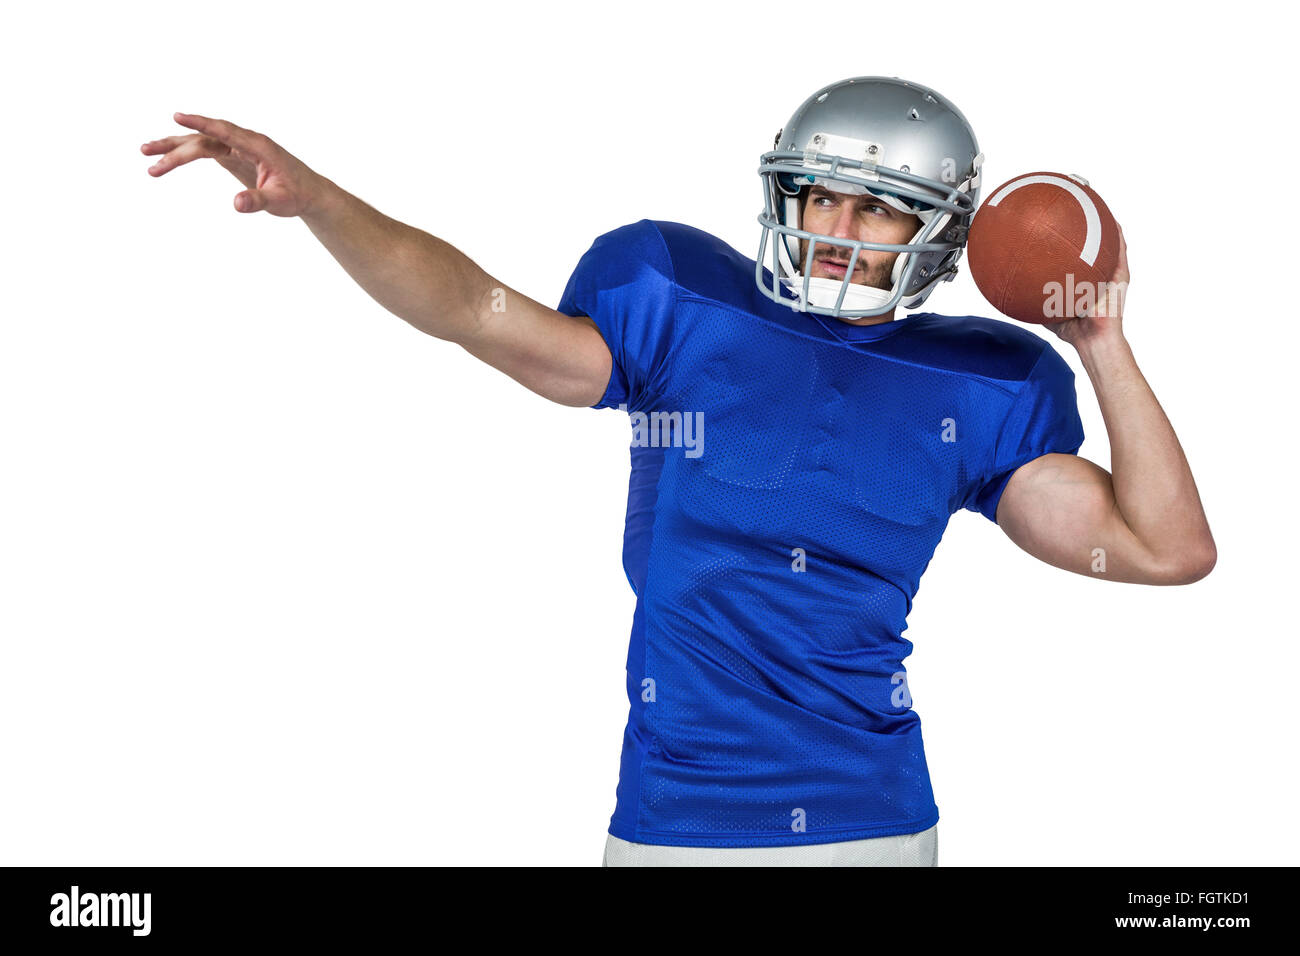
[556,219,1086,848]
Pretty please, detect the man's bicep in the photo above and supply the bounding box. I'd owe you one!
[456,283,613,408]
[994,453,1168,584]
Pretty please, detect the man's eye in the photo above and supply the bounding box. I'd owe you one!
[811,195,885,214]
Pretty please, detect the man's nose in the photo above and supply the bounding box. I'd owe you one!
[833,202,864,240]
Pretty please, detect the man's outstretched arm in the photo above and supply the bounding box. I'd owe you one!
[994,230,1217,586]
[143,112,611,408]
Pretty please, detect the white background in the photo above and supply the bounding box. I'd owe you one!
[2,0,1295,866]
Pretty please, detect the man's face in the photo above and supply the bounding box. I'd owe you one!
[797,184,920,290]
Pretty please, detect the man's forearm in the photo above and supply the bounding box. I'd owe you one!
[299,176,494,343]
[1077,333,1215,571]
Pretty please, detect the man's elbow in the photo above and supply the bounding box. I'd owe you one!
[1157,541,1217,585]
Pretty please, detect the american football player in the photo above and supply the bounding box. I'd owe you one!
[142,76,1216,867]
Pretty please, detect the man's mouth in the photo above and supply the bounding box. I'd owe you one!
[815,257,856,278]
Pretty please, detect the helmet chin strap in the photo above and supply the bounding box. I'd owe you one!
[780,275,895,312]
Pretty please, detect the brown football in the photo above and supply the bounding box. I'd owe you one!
[966,171,1120,324]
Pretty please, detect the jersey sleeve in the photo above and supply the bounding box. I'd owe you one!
[555,219,678,412]
[963,343,1087,523]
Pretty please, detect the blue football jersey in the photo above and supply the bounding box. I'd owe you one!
[557,219,1086,848]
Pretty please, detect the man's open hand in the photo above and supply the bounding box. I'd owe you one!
[142,113,327,218]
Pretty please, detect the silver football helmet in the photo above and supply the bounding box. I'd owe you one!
[757,76,984,318]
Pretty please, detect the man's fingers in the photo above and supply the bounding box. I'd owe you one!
[172,112,268,161]
[150,114,297,215]
[1113,224,1130,281]
[141,136,187,155]
[144,136,221,176]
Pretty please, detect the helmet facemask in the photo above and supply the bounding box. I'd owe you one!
[787,178,933,314]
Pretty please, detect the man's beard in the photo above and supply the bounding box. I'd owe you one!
[796,239,898,291]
